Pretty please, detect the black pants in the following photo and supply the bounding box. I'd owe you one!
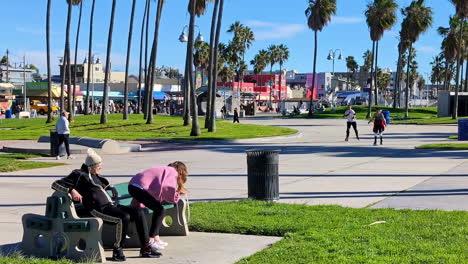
[346,122,359,138]
[128,185,166,237]
[233,115,240,123]
[100,204,149,248]
[57,134,70,156]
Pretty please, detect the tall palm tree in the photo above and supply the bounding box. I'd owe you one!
[194,40,210,128]
[393,33,410,108]
[400,0,432,118]
[146,0,166,124]
[208,0,225,132]
[277,44,289,104]
[71,0,83,122]
[46,0,53,123]
[100,0,117,124]
[450,0,467,118]
[143,0,152,119]
[365,0,398,115]
[430,54,444,91]
[345,56,358,90]
[85,0,96,115]
[305,0,337,115]
[123,0,137,120]
[60,0,74,115]
[137,0,149,115]
[267,45,279,108]
[205,0,220,130]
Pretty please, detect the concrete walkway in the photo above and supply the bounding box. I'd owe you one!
[0,118,467,263]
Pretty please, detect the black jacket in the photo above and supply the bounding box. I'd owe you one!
[52,164,114,211]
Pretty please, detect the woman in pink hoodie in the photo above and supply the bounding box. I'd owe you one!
[128,161,188,250]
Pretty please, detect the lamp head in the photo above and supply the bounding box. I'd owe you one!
[196,32,204,42]
[327,54,333,61]
[338,54,344,60]
[179,32,188,43]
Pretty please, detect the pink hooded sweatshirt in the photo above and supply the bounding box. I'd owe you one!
[129,166,180,207]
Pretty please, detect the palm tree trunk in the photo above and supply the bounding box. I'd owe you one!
[146,0,165,124]
[188,0,200,136]
[393,50,402,109]
[205,0,220,129]
[71,1,83,122]
[374,41,379,106]
[209,0,224,132]
[453,19,464,119]
[143,0,151,119]
[62,1,72,116]
[123,0,137,120]
[444,61,449,90]
[405,43,413,118]
[137,0,149,115]
[183,55,191,126]
[100,0,117,124]
[367,41,375,118]
[279,63,282,106]
[465,59,468,93]
[308,30,318,116]
[269,64,273,109]
[85,0,96,115]
[46,0,53,123]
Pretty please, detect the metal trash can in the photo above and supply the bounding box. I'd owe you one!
[5,110,12,119]
[458,119,468,140]
[50,129,59,157]
[382,111,390,125]
[246,149,280,201]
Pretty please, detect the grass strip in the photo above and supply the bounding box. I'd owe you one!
[415,143,468,150]
[0,154,65,172]
[189,200,467,264]
[0,114,297,141]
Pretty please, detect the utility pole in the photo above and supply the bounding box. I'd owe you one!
[6,49,9,83]
[23,55,27,111]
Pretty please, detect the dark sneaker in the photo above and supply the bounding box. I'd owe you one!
[112,247,126,262]
[140,244,162,258]
[345,137,349,142]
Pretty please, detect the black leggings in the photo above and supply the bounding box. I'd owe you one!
[128,185,166,237]
[100,204,149,248]
[346,122,359,138]
[57,134,70,156]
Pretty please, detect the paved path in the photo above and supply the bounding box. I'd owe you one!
[0,118,467,263]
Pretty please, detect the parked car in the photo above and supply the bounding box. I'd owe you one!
[29,100,59,115]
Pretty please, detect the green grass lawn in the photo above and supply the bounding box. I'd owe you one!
[449,135,458,139]
[189,201,467,264]
[288,105,438,121]
[416,143,468,150]
[0,154,65,172]
[0,254,73,264]
[0,114,297,141]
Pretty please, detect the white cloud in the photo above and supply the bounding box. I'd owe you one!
[331,16,365,24]
[15,26,61,36]
[245,20,307,41]
[416,45,438,54]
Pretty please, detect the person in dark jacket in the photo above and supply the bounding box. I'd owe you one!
[233,107,240,123]
[51,149,160,261]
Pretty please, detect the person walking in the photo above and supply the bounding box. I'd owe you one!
[233,107,240,123]
[343,105,359,141]
[51,149,161,261]
[55,112,73,160]
[128,161,188,251]
[368,108,387,146]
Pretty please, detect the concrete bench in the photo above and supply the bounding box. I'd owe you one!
[22,192,106,263]
[100,182,189,248]
[38,136,141,154]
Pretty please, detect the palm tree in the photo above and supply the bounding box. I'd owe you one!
[60,0,74,116]
[266,45,279,108]
[46,0,53,123]
[376,67,391,101]
[71,0,83,122]
[208,0,225,132]
[123,0,137,120]
[393,33,410,108]
[365,0,398,115]
[100,0,117,124]
[194,40,210,129]
[143,0,152,119]
[305,0,337,115]
[85,0,96,115]
[430,54,444,91]
[449,0,467,118]
[345,56,358,90]
[277,44,289,104]
[146,0,166,125]
[400,0,432,118]
[205,0,220,130]
[137,1,149,115]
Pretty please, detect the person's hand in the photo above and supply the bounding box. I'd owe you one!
[70,189,83,203]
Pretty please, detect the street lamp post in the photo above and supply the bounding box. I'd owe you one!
[327,49,343,104]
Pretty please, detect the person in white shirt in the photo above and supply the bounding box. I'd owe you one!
[343,105,359,141]
[55,111,73,160]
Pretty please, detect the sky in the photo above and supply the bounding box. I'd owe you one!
[0,0,458,81]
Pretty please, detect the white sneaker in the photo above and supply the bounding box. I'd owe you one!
[67,155,74,160]
[157,240,168,247]
[150,241,165,250]
[56,156,61,160]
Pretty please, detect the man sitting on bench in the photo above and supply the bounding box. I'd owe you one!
[51,149,161,261]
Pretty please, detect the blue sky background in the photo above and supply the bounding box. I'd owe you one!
[0,0,457,81]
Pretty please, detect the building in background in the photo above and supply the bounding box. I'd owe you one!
[59,57,127,84]
[0,65,35,85]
